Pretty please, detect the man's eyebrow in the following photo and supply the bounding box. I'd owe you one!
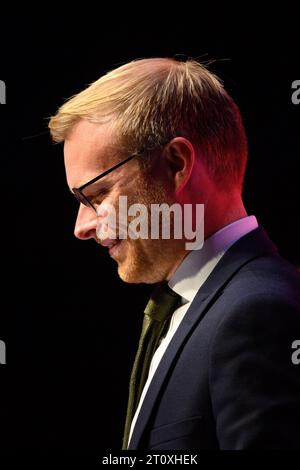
[70,180,112,195]
[74,181,85,189]
[89,180,112,191]
[71,178,106,190]
[70,179,87,191]
[69,180,88,193]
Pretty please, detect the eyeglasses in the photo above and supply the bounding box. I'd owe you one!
[72,151,144,212]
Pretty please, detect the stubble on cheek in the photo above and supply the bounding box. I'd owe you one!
[115,172,179,283]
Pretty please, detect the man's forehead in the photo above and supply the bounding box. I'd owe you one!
[64,120,119,186]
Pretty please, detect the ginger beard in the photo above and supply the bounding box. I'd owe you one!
[108,173,186,284]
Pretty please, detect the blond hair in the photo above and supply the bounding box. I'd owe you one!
[49,58,248,190]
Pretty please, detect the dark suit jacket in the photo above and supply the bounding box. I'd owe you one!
[128,226,300,450]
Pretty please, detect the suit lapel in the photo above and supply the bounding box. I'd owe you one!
[128,226,277,449]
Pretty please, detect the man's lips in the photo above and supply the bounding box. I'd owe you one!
[108,239,123,256]
[97,236,123,256]
[99,237,119,249]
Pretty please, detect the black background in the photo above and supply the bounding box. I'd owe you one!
[0,10,299,450]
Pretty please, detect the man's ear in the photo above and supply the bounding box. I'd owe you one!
[163,137,195,193]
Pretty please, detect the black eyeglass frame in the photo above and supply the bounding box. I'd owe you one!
[72,151,144,211]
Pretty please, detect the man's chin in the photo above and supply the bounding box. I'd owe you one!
[117,265,145,284]
[117,262,168,285]
[114,245,147,283]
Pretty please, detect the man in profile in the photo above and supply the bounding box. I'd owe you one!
[49,58,300,450]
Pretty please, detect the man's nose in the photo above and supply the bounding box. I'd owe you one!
[74,204,97,240]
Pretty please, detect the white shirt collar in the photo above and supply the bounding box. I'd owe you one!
[168,215,258,304]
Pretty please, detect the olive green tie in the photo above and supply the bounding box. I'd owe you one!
[122,282,181,450]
